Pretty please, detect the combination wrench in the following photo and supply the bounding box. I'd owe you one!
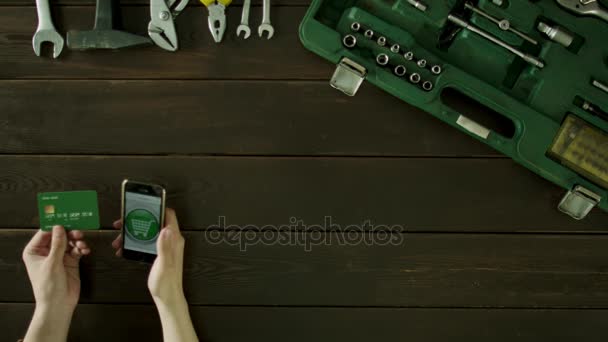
[237,0,251,39]
[32,0,64,58]
[258,0,274,39]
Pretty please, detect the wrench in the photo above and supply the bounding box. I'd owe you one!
[556,0,608,23]
[258,0,274,39]
[236,0,251,39]
[32,0,64,58]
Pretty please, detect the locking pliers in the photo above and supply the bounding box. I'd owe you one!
[149,0,189,51]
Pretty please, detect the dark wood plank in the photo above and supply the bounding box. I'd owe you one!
[0,80,496,156]
[2,230,608,307]
[3,303,608,342]
[0,6,329,79]
[1,156,607,231]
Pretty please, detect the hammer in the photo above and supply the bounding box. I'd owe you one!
[67,0,152,50]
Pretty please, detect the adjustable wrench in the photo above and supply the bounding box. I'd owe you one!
[258,0,274,39]
[556,0,608,23]
[236,0,251,39]
[32,0,64,58]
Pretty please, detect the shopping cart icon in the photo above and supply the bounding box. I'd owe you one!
[130,219,153,238]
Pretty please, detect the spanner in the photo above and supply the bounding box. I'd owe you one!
[258,0,274,39]
[556,0,608,23]
[237,0,251,39]
[32,0,64,58]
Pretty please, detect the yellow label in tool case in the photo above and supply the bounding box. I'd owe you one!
[549,115,608,189]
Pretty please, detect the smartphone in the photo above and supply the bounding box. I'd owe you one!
[121,180,166,263]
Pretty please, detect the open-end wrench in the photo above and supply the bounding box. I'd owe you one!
[237,0,251,39]
[258,0,274,39]
[32,0,64,58]
[556,0,608,23]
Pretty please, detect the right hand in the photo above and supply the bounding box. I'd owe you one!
[112,208,186,305]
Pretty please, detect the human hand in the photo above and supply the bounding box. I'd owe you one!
[22,226,90,342]
[112,208,186,305]
[23,226,90,313]
[112,209,197,342]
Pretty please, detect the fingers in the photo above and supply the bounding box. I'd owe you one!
[113,219,123,230]
[69,243,90,257]
[68,230,84,240]
[69,246,82,258]
[68,230,91,256]
[111,233,123,249]
[49,226,68,263]
[75,240,88,250]
[24,230,53,256]
[111,222,123,257]
[163,208,180,232]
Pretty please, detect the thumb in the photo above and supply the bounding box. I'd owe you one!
[156,228,173,263]
[49,225,68,262]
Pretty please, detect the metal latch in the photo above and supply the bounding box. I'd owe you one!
[330,57,367,96]
[558,185,601,220]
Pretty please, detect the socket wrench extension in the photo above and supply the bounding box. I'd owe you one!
[464,2,538,45]
[448,15,545,68]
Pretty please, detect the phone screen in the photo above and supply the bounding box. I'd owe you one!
[123,191,163,255]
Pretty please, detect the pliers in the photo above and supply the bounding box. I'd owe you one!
[201,0,233,43]
[148,0,189,51]
[556,0,608,23]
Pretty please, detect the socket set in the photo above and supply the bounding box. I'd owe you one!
[342,21,442,92]
[300,0,608,219]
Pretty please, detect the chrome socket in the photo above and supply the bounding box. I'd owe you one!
[394,65,407,77]
[342,35,357,49]
[409,73,421,84]
[376,53,390,66]
[422,81,434,91]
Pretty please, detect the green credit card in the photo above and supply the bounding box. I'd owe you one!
[37,191,100,231]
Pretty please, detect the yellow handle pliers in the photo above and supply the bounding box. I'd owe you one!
[200,0,233,43]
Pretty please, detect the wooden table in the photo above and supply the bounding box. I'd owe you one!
[1,0,608,341]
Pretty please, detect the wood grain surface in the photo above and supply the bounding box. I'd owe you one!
[2,230,608,307]
[1,0,607,340]
[0,156,606,231]
[0,80,496,156]
[3,304,608,342]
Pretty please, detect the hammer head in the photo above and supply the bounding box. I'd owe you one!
[67,29,152,50]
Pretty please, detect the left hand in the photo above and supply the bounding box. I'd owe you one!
[22,226,91,314]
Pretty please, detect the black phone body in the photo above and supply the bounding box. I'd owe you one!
[121,179,166,263]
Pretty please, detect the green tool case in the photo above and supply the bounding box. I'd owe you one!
[299,0,608,219]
